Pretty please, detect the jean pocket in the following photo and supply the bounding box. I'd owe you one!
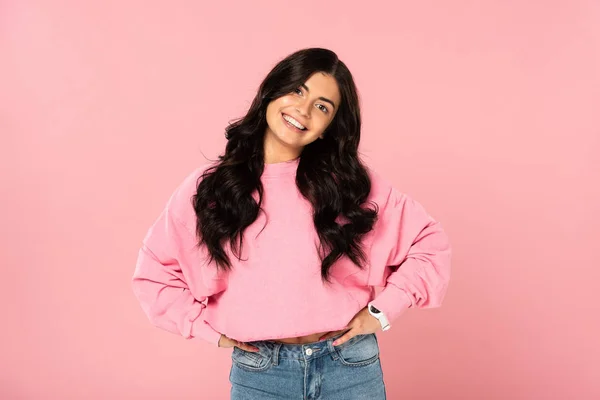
[334,333,380,367]
[231,345,274,372]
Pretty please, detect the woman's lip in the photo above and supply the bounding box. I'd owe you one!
[282,113,307,131]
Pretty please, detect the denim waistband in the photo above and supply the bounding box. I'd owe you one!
[246,331,374,363]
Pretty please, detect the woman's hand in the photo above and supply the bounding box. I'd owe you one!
[218,334,260,352]
[318,306,381,346]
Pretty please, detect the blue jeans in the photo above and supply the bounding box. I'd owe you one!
[229,331,386,399]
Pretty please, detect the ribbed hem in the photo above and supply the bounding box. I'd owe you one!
[191,318,222,346]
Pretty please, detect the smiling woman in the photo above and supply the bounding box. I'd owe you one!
[132,47,452,399]
[264,70,341,163]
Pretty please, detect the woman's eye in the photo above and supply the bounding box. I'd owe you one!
[317,104,328,113]
[292,88,327,113]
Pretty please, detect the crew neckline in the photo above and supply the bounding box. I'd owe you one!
[262,156,300,178]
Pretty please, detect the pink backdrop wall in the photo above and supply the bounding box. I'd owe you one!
[2,1,599,399]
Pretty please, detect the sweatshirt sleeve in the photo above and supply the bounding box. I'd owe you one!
[368,186,452,325]
[132,173,223,347]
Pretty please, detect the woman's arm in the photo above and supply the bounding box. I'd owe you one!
[132,175,222,346]
[368,186,452,325]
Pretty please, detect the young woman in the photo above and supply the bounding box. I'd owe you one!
[132,47,452,399]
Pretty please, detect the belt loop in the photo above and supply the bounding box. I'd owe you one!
[272,342,281,366]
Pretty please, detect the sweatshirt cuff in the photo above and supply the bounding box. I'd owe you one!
[191,318,222,347]
[370,283,412,325]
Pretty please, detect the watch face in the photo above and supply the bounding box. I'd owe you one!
[369,305,381,314]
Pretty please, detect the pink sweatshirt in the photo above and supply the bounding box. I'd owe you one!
[132,157,451,347]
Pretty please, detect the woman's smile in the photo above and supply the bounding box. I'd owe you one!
[282,113,307,133]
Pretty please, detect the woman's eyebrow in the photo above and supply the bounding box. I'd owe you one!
[301,83,336,110]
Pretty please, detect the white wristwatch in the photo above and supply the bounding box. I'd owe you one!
[368,301,391,331]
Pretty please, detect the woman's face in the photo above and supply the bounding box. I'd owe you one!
[264,72,341,157]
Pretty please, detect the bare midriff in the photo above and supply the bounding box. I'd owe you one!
[268,328,348,344]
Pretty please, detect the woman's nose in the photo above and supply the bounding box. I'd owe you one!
[295,99,311,117]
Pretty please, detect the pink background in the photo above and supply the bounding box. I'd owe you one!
[2,1,599,399]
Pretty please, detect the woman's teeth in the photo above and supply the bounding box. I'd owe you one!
[283,114,306,131]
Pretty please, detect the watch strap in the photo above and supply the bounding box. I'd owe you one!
[368,301,391,331]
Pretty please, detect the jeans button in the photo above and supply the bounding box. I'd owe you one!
[305,348,313,356]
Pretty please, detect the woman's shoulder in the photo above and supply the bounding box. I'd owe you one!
[163,160,218,227]
[365,165,400,208]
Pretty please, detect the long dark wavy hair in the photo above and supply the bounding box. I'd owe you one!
[193,47,379,284]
